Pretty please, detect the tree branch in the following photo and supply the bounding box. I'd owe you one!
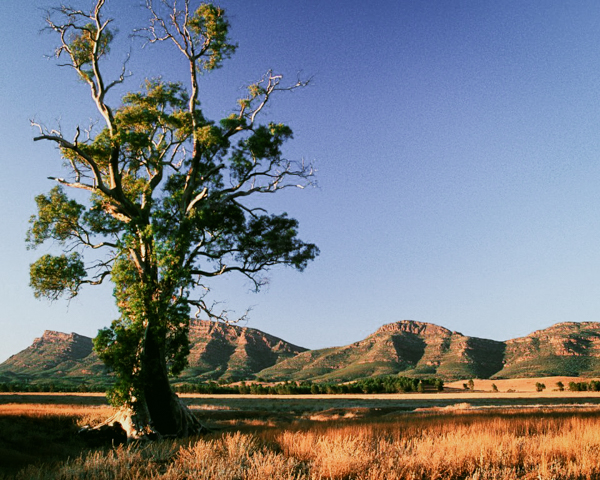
[32,125,109,194]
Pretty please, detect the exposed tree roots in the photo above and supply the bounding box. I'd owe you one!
[80,397,206,443]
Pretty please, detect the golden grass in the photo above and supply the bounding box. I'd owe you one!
[0,403,113,418]
[5,390,600,479]
[268,410,600,479]
[6,406,600,479]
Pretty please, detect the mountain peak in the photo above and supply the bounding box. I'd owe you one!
[374,320,454,337]
[34,330,83,345]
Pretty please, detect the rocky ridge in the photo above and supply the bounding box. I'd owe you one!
[500,321,600,378]
[3,320,600,383]
[0,320,305,384]
[259,320,506,382]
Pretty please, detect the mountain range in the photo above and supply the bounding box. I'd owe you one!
[3,320,600,385]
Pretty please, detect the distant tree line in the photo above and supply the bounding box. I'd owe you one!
[0,376,444,395]
[0,382,108,393]
[175,376,444,395]
[567,380,600,392]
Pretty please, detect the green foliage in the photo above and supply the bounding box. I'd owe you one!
[26,187,84,248]
[0,375,445,396]
[0,382,108,393]
[83,193,123,235]
[434,378,444,392]
[116,80,195,167]
[67,23,113,81]
[535,382,546,392]
[568,380,600,392]
[174,376,444,395]
[29,253,86,300]
[239,214,319,274]
[94,318,143,407]
[187,4,237,71]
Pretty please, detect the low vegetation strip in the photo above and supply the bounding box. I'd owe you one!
[0,392,108,406]
[0,375,443,396]
[176,376,443,395]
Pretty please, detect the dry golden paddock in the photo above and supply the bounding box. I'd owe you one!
[3,377,600,479]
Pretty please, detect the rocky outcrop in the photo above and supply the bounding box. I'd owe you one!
[181,320,307,381]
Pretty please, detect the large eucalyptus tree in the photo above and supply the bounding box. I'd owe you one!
[28,0,318,438]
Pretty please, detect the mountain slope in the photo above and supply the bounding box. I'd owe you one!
[493,322,600,378]
[3,320,600,384]
[0,320,306,384]
[181,320,307,381]
[259,321,505,381]
[0,330,106,384]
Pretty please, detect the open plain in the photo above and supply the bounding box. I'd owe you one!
[3,380,600,479]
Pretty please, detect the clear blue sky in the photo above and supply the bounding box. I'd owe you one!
[2,0,600,362]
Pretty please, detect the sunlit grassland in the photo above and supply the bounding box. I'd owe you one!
[4,391,600,479]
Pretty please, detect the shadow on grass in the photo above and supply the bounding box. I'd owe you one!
[0,414,92,478]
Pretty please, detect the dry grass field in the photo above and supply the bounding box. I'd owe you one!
[444,376,585,392]
[3,382,600,479]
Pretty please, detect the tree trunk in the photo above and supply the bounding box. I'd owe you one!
[139,322,204,438]
[84,396,204,442]
[86,323,204,441]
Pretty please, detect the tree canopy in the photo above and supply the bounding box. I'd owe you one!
[27,0,318,438]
